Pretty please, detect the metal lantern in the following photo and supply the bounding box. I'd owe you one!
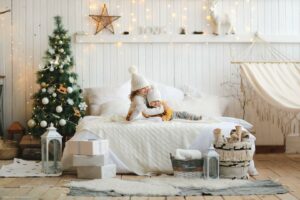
[203,144,219,179]
[41,123,62,174]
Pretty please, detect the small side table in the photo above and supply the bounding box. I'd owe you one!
[0,75,5,138]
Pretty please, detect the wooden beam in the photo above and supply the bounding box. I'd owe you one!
[231,61,300,64]
[75,34,300,44]
[256,145,285,154]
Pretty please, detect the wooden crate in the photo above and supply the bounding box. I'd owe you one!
[19,135,41,150]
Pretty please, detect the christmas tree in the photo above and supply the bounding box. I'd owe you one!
[27,16,87,137]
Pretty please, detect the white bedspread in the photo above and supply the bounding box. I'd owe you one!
[62,116,256,175]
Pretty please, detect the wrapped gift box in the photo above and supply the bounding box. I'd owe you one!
[68,139,109,155]
[286,134,300,153]
[77,164,116,179]
[73,154,109,167]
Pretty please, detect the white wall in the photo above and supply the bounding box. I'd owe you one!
[0,0,299,145]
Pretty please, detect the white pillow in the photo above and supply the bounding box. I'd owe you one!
[173,96,229,117]
[151,82,184,102]
[85,80,184,115]
[99,100,130,117]
[85,86,129,115]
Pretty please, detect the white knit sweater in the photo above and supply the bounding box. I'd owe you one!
[127,95,164,121]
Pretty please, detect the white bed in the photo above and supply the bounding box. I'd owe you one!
[62,116,257,175]
[61,81,258,176]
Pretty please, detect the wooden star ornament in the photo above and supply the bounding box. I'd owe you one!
[89,4,120,34]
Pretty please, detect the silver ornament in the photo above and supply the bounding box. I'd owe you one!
[69,77,75,83]
[67,98,74,105]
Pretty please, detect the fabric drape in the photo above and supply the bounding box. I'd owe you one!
[240,63,300,135]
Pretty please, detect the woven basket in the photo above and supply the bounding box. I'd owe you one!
[0,140,19,160]
[0,147,18,160]
[170,154,204,178]
[214,142,253,179]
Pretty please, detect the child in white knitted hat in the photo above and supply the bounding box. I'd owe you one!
[144,87,202,121]
[126,66,164,121]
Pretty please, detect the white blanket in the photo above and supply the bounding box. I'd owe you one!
[62,116,256,175]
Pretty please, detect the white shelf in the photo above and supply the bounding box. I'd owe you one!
[75,33,300,44]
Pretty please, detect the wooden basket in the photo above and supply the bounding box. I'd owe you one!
[170,154,204,178]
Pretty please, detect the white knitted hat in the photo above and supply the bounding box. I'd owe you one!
[147,87,162,102]
[129,66,150,91]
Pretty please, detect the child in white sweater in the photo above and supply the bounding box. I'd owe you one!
[126,66,164,121]
[144,88,202,121]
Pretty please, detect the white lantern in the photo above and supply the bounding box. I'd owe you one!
[203,144,219,179]
[41,123,63,174]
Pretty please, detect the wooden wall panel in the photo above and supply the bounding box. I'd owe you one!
[1,0,299,145]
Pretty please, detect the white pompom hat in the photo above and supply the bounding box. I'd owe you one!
[147,87,162,102]
[129,65,150,92]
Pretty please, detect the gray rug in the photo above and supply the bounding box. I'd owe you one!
[67,177,288,197]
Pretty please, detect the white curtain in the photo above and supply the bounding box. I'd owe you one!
[240,63,300,111]
[240,63,300,135]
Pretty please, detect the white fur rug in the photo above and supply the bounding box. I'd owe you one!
[68,176,251,196]
[0,158,62,177]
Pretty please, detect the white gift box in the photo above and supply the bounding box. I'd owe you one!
[286,134,300,153]
[73,154,110,167]
[77,164,116,179]
[68,139,109,155]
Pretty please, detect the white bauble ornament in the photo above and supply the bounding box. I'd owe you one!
[42,97,49,105]
[52,92,57,97]
[67,87,73,93]
[59,119,66,126]
[41,88,46,93]
[27,119,36,128]
[59,49,64,53]
[59,40,63,44]
[56,105,63,113]
[49,66,54,72]
[40,120,47,127]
